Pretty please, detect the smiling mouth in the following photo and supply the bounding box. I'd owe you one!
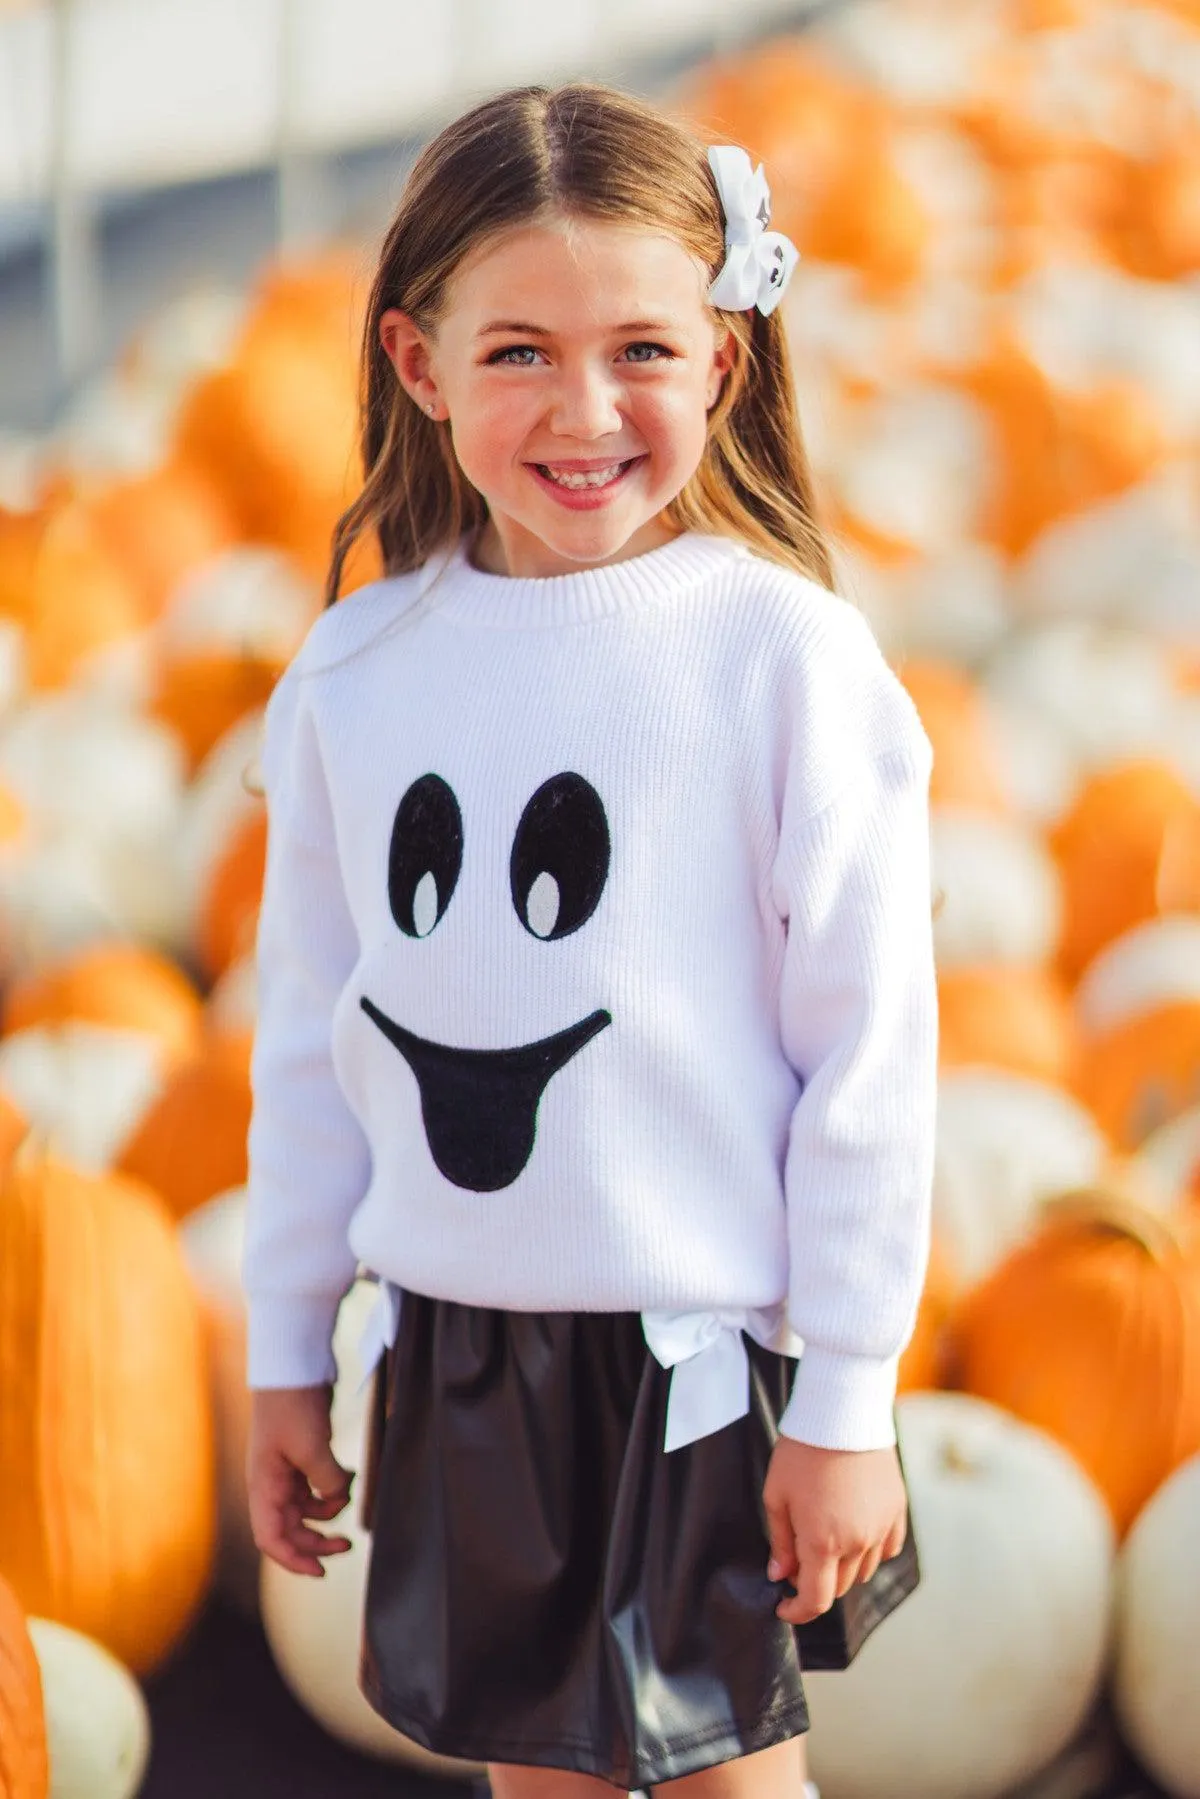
[535,459,638,489]
[528,456,646,500]
[360,995,612,1191]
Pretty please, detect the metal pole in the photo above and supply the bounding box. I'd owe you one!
[49,0,97,408]
[275,0,334,251]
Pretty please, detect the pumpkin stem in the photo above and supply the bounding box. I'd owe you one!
[11,1122,42,1170]
[1038,1186,1190,1261]
[938,1438,978,1476]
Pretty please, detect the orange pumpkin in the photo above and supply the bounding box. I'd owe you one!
[0,501,144,691]
[1,944,203,1070]
[1013,0,1094,26]
[0,1571,49,1799]
[173,256,367,584]
[952,333,1056,554]
[84,458,239,622]
[1116,132,1200,280]
[0,1147,216,1675]
[944,1188,1200,1536]
[0,506,49,616]
[117,1037,252,1222]
[150,650,283,774]
[938,965,1080,1089]
[1057,379,1170,516]
[1080,1002,1200,1151]
[0,1092,29,1170]
[802,116,932,295]
[1051,761,1200,983]
[897,1236,958,1393]
[678,41,866,245]
[196,811,267,983]
[896,660,1010,814]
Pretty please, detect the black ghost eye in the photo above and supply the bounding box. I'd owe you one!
[389,773,463,938]
[511,773,610,941]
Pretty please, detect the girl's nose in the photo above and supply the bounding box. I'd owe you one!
[549,364,623,439]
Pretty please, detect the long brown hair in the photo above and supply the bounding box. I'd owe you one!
[325,82,833,607]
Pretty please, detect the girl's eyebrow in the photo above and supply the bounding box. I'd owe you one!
[476,318,677,338]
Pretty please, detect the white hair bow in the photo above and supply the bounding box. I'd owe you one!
[706,144,799,318]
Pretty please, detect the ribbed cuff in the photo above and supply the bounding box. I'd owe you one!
[777,1344,900,1451]
[245,1289,344,1390]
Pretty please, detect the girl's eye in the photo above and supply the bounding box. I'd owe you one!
[389,773,463,938]
[621,342,674,363]
[487,345,542,366]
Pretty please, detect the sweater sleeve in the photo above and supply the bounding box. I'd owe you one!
[241,662,372,1390]
[772,737,938,1452]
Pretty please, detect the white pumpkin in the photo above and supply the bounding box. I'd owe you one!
[1074,916,1200,1036]
[983,619,1182,775]
[179,1186,380,1615]
[0,831,188,971]
[1132,1104,1200,1203]
[982,694,1080,828]
[862,542,1010,669]
[931,808,1061,967]
[0,690,184,847]
[1112,1453,1200,1798]
[812,1,1003,110]
[933,1070,1109,1282]
[27,1617,150,1799]
[0,1022,167,1172]
[258,1381,483,1779]
[1013,471,1200,646]
[0,691,189,961]
[158,547,317,664]
[1012,267,1200,449]
[804,1392,1114,1799]
[832,385,993,562]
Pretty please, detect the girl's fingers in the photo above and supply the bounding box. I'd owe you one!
[775,1536,893,1622]
[252,1514,336,1576]
[270,1542,330,1577]
[839,1547,879,1595]
[762,1495,799,1583]
[281,1497,353,1553]
[286,1522,353,1558]
[860,1547,884,1587]
[776,1552,840,1624]
[300,1490,352,1520]
[881,1513,908,1562]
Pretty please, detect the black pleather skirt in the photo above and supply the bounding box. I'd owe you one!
[357,1290,919,1792]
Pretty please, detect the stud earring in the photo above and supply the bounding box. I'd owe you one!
[425,402,437,416]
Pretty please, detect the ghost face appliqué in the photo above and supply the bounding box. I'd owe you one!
[360,771,612,1191]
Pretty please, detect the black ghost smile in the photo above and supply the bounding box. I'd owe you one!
[360,996,611,1191]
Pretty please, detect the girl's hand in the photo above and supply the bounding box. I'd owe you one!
[246,1384,356,1577]
[762,1437,908,1625]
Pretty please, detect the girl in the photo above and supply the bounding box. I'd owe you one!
[243,81,936,1799]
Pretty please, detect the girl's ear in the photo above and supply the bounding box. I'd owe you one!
[379,308,445,419]
[706,324,738,412]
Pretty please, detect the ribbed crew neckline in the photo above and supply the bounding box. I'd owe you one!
[432,530,752,629]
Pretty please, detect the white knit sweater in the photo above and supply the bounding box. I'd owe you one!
[242,530,937,1452]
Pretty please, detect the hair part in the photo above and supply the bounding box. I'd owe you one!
[325,82,833,607]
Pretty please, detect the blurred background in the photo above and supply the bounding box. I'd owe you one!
[1,3,1200,1798]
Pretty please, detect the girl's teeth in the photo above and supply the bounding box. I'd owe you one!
[541,463,626,489]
